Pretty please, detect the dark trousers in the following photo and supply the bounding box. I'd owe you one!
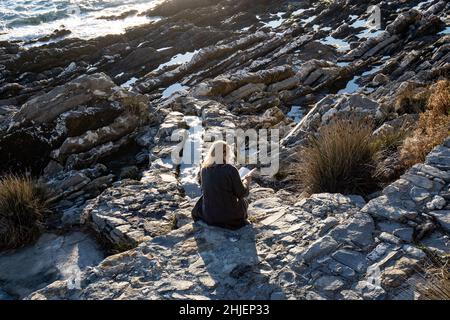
[192,197,249,230]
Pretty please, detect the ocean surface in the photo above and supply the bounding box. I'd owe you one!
[0,0,163,44]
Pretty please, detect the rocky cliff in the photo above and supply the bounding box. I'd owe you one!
[26,140,450,300]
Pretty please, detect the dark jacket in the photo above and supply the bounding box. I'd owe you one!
[192,164,249,230]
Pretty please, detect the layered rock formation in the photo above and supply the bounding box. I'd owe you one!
[0,0,449,300]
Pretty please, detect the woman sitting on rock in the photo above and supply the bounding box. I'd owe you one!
[192,140,251,230]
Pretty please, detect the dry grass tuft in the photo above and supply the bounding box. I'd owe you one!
[417,254,450,300]
[0,174,50,250]
[297,117,380,195]
[400,80,450,167]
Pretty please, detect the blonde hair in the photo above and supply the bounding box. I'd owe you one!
[202,140,235,168]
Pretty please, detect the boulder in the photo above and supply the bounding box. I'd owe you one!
[386,10,422,35]
[428,211,450,233]
[52,113,140,163]
[13,73,116,124]
[2,72,152,174]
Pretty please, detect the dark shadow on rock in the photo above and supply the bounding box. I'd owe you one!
[193,221,285,300]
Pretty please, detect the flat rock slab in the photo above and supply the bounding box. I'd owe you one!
[29,223,284,300]
[314,275,345,294]
[0,232,104,299]
[429,211,450,234]
[332,249,368,273]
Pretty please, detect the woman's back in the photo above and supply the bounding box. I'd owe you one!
[199,164,249,230]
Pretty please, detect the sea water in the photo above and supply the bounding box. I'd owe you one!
[0,0,164,43]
